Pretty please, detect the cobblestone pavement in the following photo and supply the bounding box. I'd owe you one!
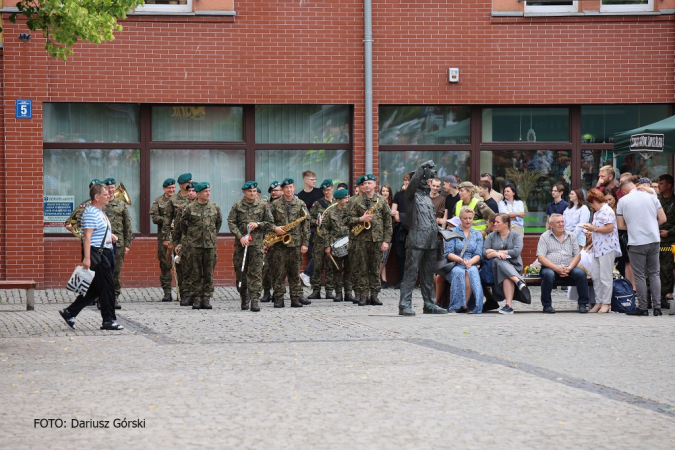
[1,286,674,449]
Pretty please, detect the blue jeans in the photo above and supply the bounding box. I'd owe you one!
[540,267,590,307]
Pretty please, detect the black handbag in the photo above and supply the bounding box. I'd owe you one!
[434,232,470,275]
[89,224,109,270]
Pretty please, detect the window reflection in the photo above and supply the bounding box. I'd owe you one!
[379,106,470,145]
[379,150,470,193]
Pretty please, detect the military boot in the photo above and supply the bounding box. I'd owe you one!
[273,296,285,308]
[241,295,250,311]
[358,294,368,306]
[352,293,361,305]
[345,291,356,303]
[180,295,192,307]
[299,296,311,305]
[192,296,202,310]
[423,298,448,314]
[308,290,321,300]
[369,294,383,306]
[325,290,336,300]
[334,291,343,302]
[161,292,172,302]
[250,298,260,312]
[201,297,213,310]
[291,297,304,308]
[261,291,271,303]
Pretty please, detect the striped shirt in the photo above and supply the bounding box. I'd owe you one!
[536,229,579,267]
[81,205,112,249]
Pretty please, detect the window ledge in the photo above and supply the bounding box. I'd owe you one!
[493,11,670,19]
[128,10,236,17]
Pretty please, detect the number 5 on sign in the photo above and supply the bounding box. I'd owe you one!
[16,99,32,119]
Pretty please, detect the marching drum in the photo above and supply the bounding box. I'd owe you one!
[331,236,349,258]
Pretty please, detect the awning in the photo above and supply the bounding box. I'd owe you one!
[613,115,675,154]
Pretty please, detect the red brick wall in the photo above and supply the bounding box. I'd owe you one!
[2,1,673,287]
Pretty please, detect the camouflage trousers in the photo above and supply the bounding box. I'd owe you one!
[185,247,217,299]
[343,240,354,292]
[157,241,173,295]
[262,251,273,294]
[352,240,383,297]
[233,244,265,300]
[113,247,126,300]
[660,243,675,297]
[310,240,334,291]
[269,244,303,299]
[330,254,347,293]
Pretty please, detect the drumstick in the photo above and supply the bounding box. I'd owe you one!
[328,253,340,270]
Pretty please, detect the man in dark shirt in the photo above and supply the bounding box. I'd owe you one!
[392,173,410,288]
[545,183,569,231]
[478,180,499,214]
[443,175,460,225]
[297,170,324,286]
[429,177,446,226]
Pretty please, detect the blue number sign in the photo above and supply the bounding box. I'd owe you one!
[16,99,32,119]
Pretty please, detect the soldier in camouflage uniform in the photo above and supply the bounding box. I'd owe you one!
[268,178,311,308]
[150,178,176,302]
[103,178,132,310]
[657,174,675,308]
[322,188,350,301]
[175,182,222,310]
[344,174,393,306]
[308,179,336,300]
[163,173,193,306]
[261,181,283,302]
[65,178,102,248]
[227,181,273,312]
[334,182,356,303]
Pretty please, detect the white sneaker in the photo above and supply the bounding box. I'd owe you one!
[300,273,311,287]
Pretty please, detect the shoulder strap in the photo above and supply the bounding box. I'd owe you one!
[459,232,470,258]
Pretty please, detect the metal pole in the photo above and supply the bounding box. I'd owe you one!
[364,0,373,174]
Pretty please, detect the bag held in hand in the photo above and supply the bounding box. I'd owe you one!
[66,266,96,296]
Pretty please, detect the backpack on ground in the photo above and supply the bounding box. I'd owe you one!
[611,277,636,313]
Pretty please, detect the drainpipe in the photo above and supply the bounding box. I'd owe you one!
[364,0,373,174]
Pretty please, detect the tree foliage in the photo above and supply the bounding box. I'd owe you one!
[7,0,145,60]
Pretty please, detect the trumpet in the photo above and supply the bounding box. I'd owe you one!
[114,182,132,205]
[263,209,308,247]
[351,197,379,236]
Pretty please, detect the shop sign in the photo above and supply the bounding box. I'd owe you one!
[630,133,664,152]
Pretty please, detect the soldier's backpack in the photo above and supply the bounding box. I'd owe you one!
[611,277,636,313]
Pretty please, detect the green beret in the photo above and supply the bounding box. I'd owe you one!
[163,178,176,188]
[89,179,102,188]
[242,181,258,190]
[363,174,376,182]
[194,182,210,193]
[103,178,116,186]
[177,173,192,184]
[334,189,348,199]
[268,181,280,193]
[187,182,196,190]
[355,175,365,185]
[280,178,294,188]
[319,179,333,189]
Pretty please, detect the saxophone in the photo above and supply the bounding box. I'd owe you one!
[316,202,337,238]
[351,197,379,236]
[263,208,308,247]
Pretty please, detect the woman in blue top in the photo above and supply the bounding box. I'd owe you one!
[498,184,525,236]
[444,206,484,313]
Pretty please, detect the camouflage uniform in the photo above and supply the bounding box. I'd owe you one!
[66,199,91,258]
[103,197,132,302]
[163,192,192,299]
[658,193,675,304]
[268,196,310,307]
[178,200,222,307]
[344,193,393,302]
[322,204,350,298]
[227,197,273,310]
[150,194,173,296]
[261,196,281,301]
[309,198,337,297]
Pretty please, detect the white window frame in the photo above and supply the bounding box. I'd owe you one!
[135,0,193,14]
[600,0,653,13]
[524,1,578,14]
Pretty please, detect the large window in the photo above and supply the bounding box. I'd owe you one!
[44,103,352,235]
[482,107,569,142]
[379,151,471,194]
[481,150,572,232]
[379,106,470,145]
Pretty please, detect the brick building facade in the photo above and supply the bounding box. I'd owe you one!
[1,0,673,288]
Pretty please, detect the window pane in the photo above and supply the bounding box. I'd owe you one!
[581,150,614,191]
[480,150,571,232]
[379,150,471,193]
[615,152,672,182]
[581,105,672,144]
[482,108,569,142]
[43,103,140,143]
[255,105,350,144]
[379,106,470,145]
[43,149,141,233]
[149,149,245,232]
[152,106,243,141]
[255,150,350,195]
